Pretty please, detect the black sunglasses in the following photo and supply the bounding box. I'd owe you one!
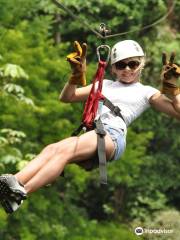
[115,60,140,70]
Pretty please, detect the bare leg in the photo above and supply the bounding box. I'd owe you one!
[15,137,76,185]
[22,130,114,194]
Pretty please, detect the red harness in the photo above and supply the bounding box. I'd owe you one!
[82,61,107,130]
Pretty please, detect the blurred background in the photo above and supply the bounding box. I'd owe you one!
[0,0,179,239]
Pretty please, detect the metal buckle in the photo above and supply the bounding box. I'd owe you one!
[97,45,111,63]
[113,106,120,116]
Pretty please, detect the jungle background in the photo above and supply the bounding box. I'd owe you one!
[0,0,179,239]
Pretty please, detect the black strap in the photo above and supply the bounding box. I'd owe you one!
[71,97,124,137]
[103,97,125,121]
[94,119,107,185]
[71,123,84,136]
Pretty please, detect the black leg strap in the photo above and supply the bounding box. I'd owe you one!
[95,119,107,185]
[71,123,84,136]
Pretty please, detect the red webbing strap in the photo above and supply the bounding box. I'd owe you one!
[82,60,107,130]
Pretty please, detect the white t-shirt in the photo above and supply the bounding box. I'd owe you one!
[97,79,160,135]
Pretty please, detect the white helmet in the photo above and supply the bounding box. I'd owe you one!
[111,40,145,65]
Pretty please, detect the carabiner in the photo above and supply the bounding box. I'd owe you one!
[97,45,111,63]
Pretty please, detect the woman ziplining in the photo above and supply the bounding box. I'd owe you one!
[0,39,180,214]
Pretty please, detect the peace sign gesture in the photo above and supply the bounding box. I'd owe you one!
[67,41,87,65]
[161,52,180,96]
[67,41,87,86]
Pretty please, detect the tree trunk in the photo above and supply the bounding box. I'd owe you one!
[113,186,125,218]
[167,0,179,31]
[53,13,62,45]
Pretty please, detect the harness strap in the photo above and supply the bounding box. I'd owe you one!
[103,97,125,121]
[71,123,84,136]
[72,97,125,136]
[70,98,125,184]
[94,119,107,185]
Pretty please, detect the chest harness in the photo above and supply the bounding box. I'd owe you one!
[72,45,125,185]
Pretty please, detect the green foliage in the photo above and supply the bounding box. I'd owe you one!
[0,0,179,239]
[0,63,29,79]
[0,59,35,174]
[109,128,154,185]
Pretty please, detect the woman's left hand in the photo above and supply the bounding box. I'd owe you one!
[161,52,180,97]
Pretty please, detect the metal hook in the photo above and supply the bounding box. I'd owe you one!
[97,45,111,62]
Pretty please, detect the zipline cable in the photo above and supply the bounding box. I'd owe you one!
[106,0,176,38]
[51,0,102,38]
[52,0,176,39]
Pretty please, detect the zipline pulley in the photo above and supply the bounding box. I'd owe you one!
[99,23,111,39]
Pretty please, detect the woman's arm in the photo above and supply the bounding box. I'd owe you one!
[149,92,180,120]
[59,83,92,103]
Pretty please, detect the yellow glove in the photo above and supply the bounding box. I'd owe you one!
[161,52,180,96]
[67,41,87,86]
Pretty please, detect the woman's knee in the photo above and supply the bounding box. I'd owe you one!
[56,137,79,157]
[42,143,60,156]
[45,137,79,158]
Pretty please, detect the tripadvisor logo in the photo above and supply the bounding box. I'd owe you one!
[134,226,174,236]
[135,227,144,235]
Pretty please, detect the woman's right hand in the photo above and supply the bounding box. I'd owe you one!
[67,41,87,86]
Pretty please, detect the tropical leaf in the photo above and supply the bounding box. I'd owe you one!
[0,64,29,79]
[3,83,24,94]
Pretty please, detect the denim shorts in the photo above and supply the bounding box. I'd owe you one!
[103,124,126,161]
